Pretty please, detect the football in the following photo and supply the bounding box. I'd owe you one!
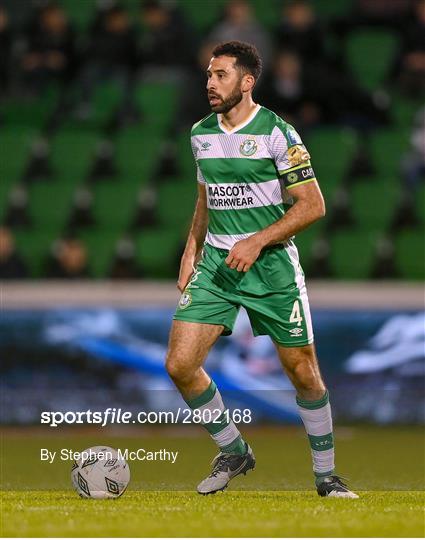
[71,446,130,499]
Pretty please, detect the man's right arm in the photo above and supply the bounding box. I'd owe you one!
[177,183,208,292]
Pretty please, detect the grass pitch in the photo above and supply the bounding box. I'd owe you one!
[2,490,424,537]
[1,426,424,537]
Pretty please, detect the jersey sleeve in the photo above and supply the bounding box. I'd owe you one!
[190,133,206,185]
[269,124,317,190]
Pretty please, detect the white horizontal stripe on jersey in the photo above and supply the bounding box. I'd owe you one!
[192,133,275,161]
[206,232,289,251]
[206,179,283,210]
[205,231,256,250]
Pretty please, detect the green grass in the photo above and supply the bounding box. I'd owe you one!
[2,490,423,537]
[1,426,424,537]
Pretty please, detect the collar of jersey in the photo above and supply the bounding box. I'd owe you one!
[217,104,262,134]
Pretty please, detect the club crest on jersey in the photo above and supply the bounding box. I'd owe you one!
[239,138,257,157]
[178,291,192,309]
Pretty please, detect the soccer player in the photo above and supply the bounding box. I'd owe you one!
[166,41,358,498]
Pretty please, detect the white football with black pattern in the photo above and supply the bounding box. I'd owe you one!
[71,446,130,499]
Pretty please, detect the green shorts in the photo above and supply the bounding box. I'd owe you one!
[173,242,314,347]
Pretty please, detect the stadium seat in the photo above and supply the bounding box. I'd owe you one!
[250,0,280,29]
[180,0,227,32]
[58,0,95,31]
[416,185,425,223]
[135,82,180,134]
[135,228,184,278]
[28,180,75,232]
[308,0,351,17]
[79,228,120,278]
[115,126,161,182]
[351,176,400,231]
[395,230,425,280]
[391,94,422,128]
[91,177,140,229]
[330,230,377,279]
[157,178,197,227]
[305,127,357,200]
[2,0,421,281]
[14,229,56,277]
[0,126,37,217]
[369,129,410,176]
[176,130,196,178]
[50,129,98,181]
[346,29,398,91]
[0,85,59,130]
[294,223,324,271]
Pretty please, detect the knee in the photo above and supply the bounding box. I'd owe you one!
[288,355,325,398]
[165,354,195,386]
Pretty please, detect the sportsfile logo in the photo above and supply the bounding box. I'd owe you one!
[40,407,253,427]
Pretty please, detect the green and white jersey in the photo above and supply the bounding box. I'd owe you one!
[191,105,317,250]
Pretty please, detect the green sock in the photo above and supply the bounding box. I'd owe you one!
[185,380,248,455]
[221,436,247,455]
[296,390,335,486]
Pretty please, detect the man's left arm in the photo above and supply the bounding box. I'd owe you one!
[225,181,325,272]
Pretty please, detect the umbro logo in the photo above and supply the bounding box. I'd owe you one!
[289,328,303,337]
[201,142,211,151]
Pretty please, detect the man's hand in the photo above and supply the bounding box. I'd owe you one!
[225,235,264,272]
[177,255,195,292]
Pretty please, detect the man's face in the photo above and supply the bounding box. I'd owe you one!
[206,55,244,113]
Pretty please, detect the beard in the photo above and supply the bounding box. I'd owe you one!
[209,83,243,113]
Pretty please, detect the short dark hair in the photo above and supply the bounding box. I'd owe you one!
[212,41,262,82]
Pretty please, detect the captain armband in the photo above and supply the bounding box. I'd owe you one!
[280,161,316,189]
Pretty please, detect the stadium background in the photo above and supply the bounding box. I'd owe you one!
[0,0,424,537]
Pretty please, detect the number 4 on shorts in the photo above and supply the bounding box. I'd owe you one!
[289,299,303,326]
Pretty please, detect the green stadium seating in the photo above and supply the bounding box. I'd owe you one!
[78,229,120,278]
[295,222,325,271]
[157,178,197,227]
[250,0,280,29]
[135,81,180,134]
[14,229,56,276]
[330,230,378,279]
[91,178,139,229]
[346,29,398,91]
[305,127,357,199]
[396,230,425,280]
[416,185,425,223]
[115,126,160,181]
[58,0,95,31]
[176,130,196,178]
[307,0,351,18]
[28,180,74,232]
[369,129,410,176]
[351,176,400,231]
[0,126,38,217]
[91,82,124,127]
[391,94,422,128]
[2,0,422,281]
[136,228,185,278]
[180,0,227,32]
[0,85,59,129]
[50,129,98,181]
